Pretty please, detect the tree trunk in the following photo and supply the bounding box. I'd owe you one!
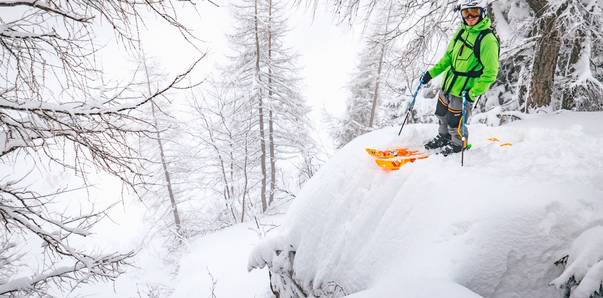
[528,15,561,109]
[151,103,182,235]
[368,1,392,128]
[268,0,276,206]
[368,47,384,128]
[241,123,251,223]
[143,57,182,236]
[255,0,268,212]
[526,0,566,109]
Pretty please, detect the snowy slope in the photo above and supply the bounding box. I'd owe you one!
[169,217,281,298]
[249,111,603,298]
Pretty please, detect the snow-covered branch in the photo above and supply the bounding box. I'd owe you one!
[0,56,203,178]
[0,55,204,117]
[0,0,205,295]
[0,1,93,22]
[0,179,135,295]
[0,252,134,296]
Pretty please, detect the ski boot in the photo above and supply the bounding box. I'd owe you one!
[424,134,451,150]
[440,143,464,156]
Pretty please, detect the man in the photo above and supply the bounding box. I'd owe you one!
[420,0,500,155]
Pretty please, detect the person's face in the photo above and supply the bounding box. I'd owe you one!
[461,8,481,26]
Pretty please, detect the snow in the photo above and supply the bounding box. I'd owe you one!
[347,277,483,298]
[249,110,603,297]
[64,213,282,298]
[571,261,603,298]
[170,216,283,298]
[551,225,603,298]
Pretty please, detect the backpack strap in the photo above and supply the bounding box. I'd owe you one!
[445,29,469,93]
[450,28,483,79]
[454,29,473,49]
[473,29,500,66]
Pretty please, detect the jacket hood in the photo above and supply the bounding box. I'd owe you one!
[462,16,492,32]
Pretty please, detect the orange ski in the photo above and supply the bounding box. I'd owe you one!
[487,137,513,147]
[374,155,429,171]
[366,147,429,171]
[365,147,424,159]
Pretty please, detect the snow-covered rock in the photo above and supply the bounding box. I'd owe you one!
[551,225,603,298]
[249,111,603,298]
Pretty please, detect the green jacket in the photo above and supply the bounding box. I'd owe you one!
[428,17,499,101]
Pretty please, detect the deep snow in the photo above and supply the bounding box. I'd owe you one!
[249,111,603,298]
[169,216,282,298]
[66,212,281,298]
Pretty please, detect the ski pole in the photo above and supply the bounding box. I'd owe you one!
[397,80,423,136]
[461,91,469,167]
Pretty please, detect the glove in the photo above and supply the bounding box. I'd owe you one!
[420,71,432,85]
[464,91,476,102]
[461,91,473,102]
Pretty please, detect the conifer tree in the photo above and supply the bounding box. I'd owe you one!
[193,0,316,217]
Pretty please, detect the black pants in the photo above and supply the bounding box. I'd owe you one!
[434,91,472,146]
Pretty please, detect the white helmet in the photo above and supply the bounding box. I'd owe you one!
[456,0,487,20]
[457,0,487,10]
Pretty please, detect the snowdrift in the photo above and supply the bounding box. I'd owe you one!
[249,111,603,298]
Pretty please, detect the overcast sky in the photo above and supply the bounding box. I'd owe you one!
[111,0,364,152]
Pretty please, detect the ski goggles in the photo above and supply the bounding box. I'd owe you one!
[461,7,481,19]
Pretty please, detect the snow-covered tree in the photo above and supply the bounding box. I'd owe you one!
[0,0,202,295]
[189,78,259,224]
[333,1,453,146]
[317,0,603,120]
[206,0,316,215]
[334,46,380,148]
[492,0,603,112]
[263,0,316,204]
[135,56,193,244]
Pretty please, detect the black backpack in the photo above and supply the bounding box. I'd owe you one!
[454,28,501,68]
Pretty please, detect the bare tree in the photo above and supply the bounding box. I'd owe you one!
[0,0,203,295]
[189,79,257,224]
[141,56,183,240]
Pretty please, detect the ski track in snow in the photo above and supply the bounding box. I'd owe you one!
[250,111,603,298]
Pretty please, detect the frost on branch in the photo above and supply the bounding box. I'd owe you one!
[0,251,134,296]
[0,176,136,296]
[551,226,603,298]
[0,0,204,295]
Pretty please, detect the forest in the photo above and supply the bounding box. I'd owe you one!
[0,0,601,296]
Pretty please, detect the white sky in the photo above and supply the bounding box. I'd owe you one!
[106,0,364,151]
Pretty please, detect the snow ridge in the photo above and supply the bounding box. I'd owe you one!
[249,111,603,298]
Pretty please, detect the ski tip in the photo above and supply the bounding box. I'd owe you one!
[485,137,512,148]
